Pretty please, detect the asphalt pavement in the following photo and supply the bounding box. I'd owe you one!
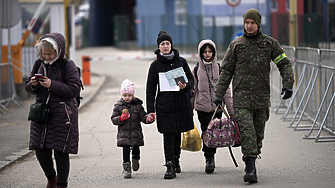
[0,47,334,188]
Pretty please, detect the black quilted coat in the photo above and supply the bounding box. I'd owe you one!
[146,49,194,133]
[25,32,81,154]
[111,97,151,146]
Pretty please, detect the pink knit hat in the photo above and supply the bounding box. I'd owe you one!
[120,79,135,95]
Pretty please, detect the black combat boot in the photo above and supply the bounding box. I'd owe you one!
[164,161,176,179]
[174,156,181,173]
[205,156,215,173]
[243,157,258,183]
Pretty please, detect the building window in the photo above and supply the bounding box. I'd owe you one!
[175,0,187,25]
[286,0,290,12]
[270,0,278,12]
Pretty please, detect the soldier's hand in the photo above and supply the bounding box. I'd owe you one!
[214,98,222,106]
[281,87,293,100]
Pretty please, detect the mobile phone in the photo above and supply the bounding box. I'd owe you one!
[34,74,45,82]
[174,76,186,85]
[35,74,45,79]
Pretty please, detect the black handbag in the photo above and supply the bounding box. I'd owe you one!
[28,102,49,122]
[28,60,61,123]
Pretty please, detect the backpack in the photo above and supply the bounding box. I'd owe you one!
[35,58,84,107]
[178,56,194,98]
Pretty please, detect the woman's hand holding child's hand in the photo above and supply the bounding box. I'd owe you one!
[146,113,156,123]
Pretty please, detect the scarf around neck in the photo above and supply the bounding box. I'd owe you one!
[160,51,175,60]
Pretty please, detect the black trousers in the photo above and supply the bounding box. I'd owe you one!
[197,110,222,158]
[35,148,69,187]
[163,133,181,163]
[122,145,140,163]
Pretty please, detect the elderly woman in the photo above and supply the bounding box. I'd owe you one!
[146,31,194,179]
[25,32,81,188]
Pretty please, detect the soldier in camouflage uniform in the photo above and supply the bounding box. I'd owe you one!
[214,8,294,184]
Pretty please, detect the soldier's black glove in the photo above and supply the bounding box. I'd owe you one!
[281,87,293,100]
[214,98,222,106]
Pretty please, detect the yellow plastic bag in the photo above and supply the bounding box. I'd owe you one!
[181,124,202,152]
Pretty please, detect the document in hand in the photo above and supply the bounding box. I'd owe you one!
[165,67,188,87]
[159,73,180,91]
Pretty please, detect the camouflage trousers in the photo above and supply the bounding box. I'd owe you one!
[234,107,270,159]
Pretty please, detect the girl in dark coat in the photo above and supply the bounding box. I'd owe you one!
[25,32,81,188]
[111,79,155,179]
[146,31,194,179]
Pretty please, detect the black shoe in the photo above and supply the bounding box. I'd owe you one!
[174,156,181,173]
[243,157,258,183]
[164,161,176,179]
[205,156,215,173]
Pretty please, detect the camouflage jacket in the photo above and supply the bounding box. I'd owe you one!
[215,28,294,109]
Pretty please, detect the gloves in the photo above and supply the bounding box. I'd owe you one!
[214,98,222,106]
[281,87,293,100]
[120,111,130,121]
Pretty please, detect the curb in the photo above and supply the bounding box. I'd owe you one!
[79,72,106,110]
[0,149,33,171]
[0,72,106,171]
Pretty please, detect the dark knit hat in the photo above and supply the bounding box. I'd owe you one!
[243,8,261,26]
[157,30,173,47]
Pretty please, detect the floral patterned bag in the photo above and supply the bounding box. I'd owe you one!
[202,104,239,167]
[202,104,237,148]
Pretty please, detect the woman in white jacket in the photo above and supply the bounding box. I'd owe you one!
[192,39,234,173]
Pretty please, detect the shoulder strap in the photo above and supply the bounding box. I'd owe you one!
[178,56,183,67]
[194,62,219,81]
[194,63,199,80]
[54,60,62,80]
[229,147,238,167]
[60,58,68,80]
[34,59,43,74]
[46,61,62,104]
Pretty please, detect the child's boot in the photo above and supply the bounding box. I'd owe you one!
[122,162,132,179]
[132,158,140,171]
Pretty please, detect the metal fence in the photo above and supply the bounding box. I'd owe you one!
[272,46,335,142]
[0,46,36,113]
[0,60,23,113]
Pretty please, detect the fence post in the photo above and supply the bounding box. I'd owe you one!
[82,55,91,86]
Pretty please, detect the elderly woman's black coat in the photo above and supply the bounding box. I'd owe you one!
[25,32,81,154]
[146,49,194,133]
